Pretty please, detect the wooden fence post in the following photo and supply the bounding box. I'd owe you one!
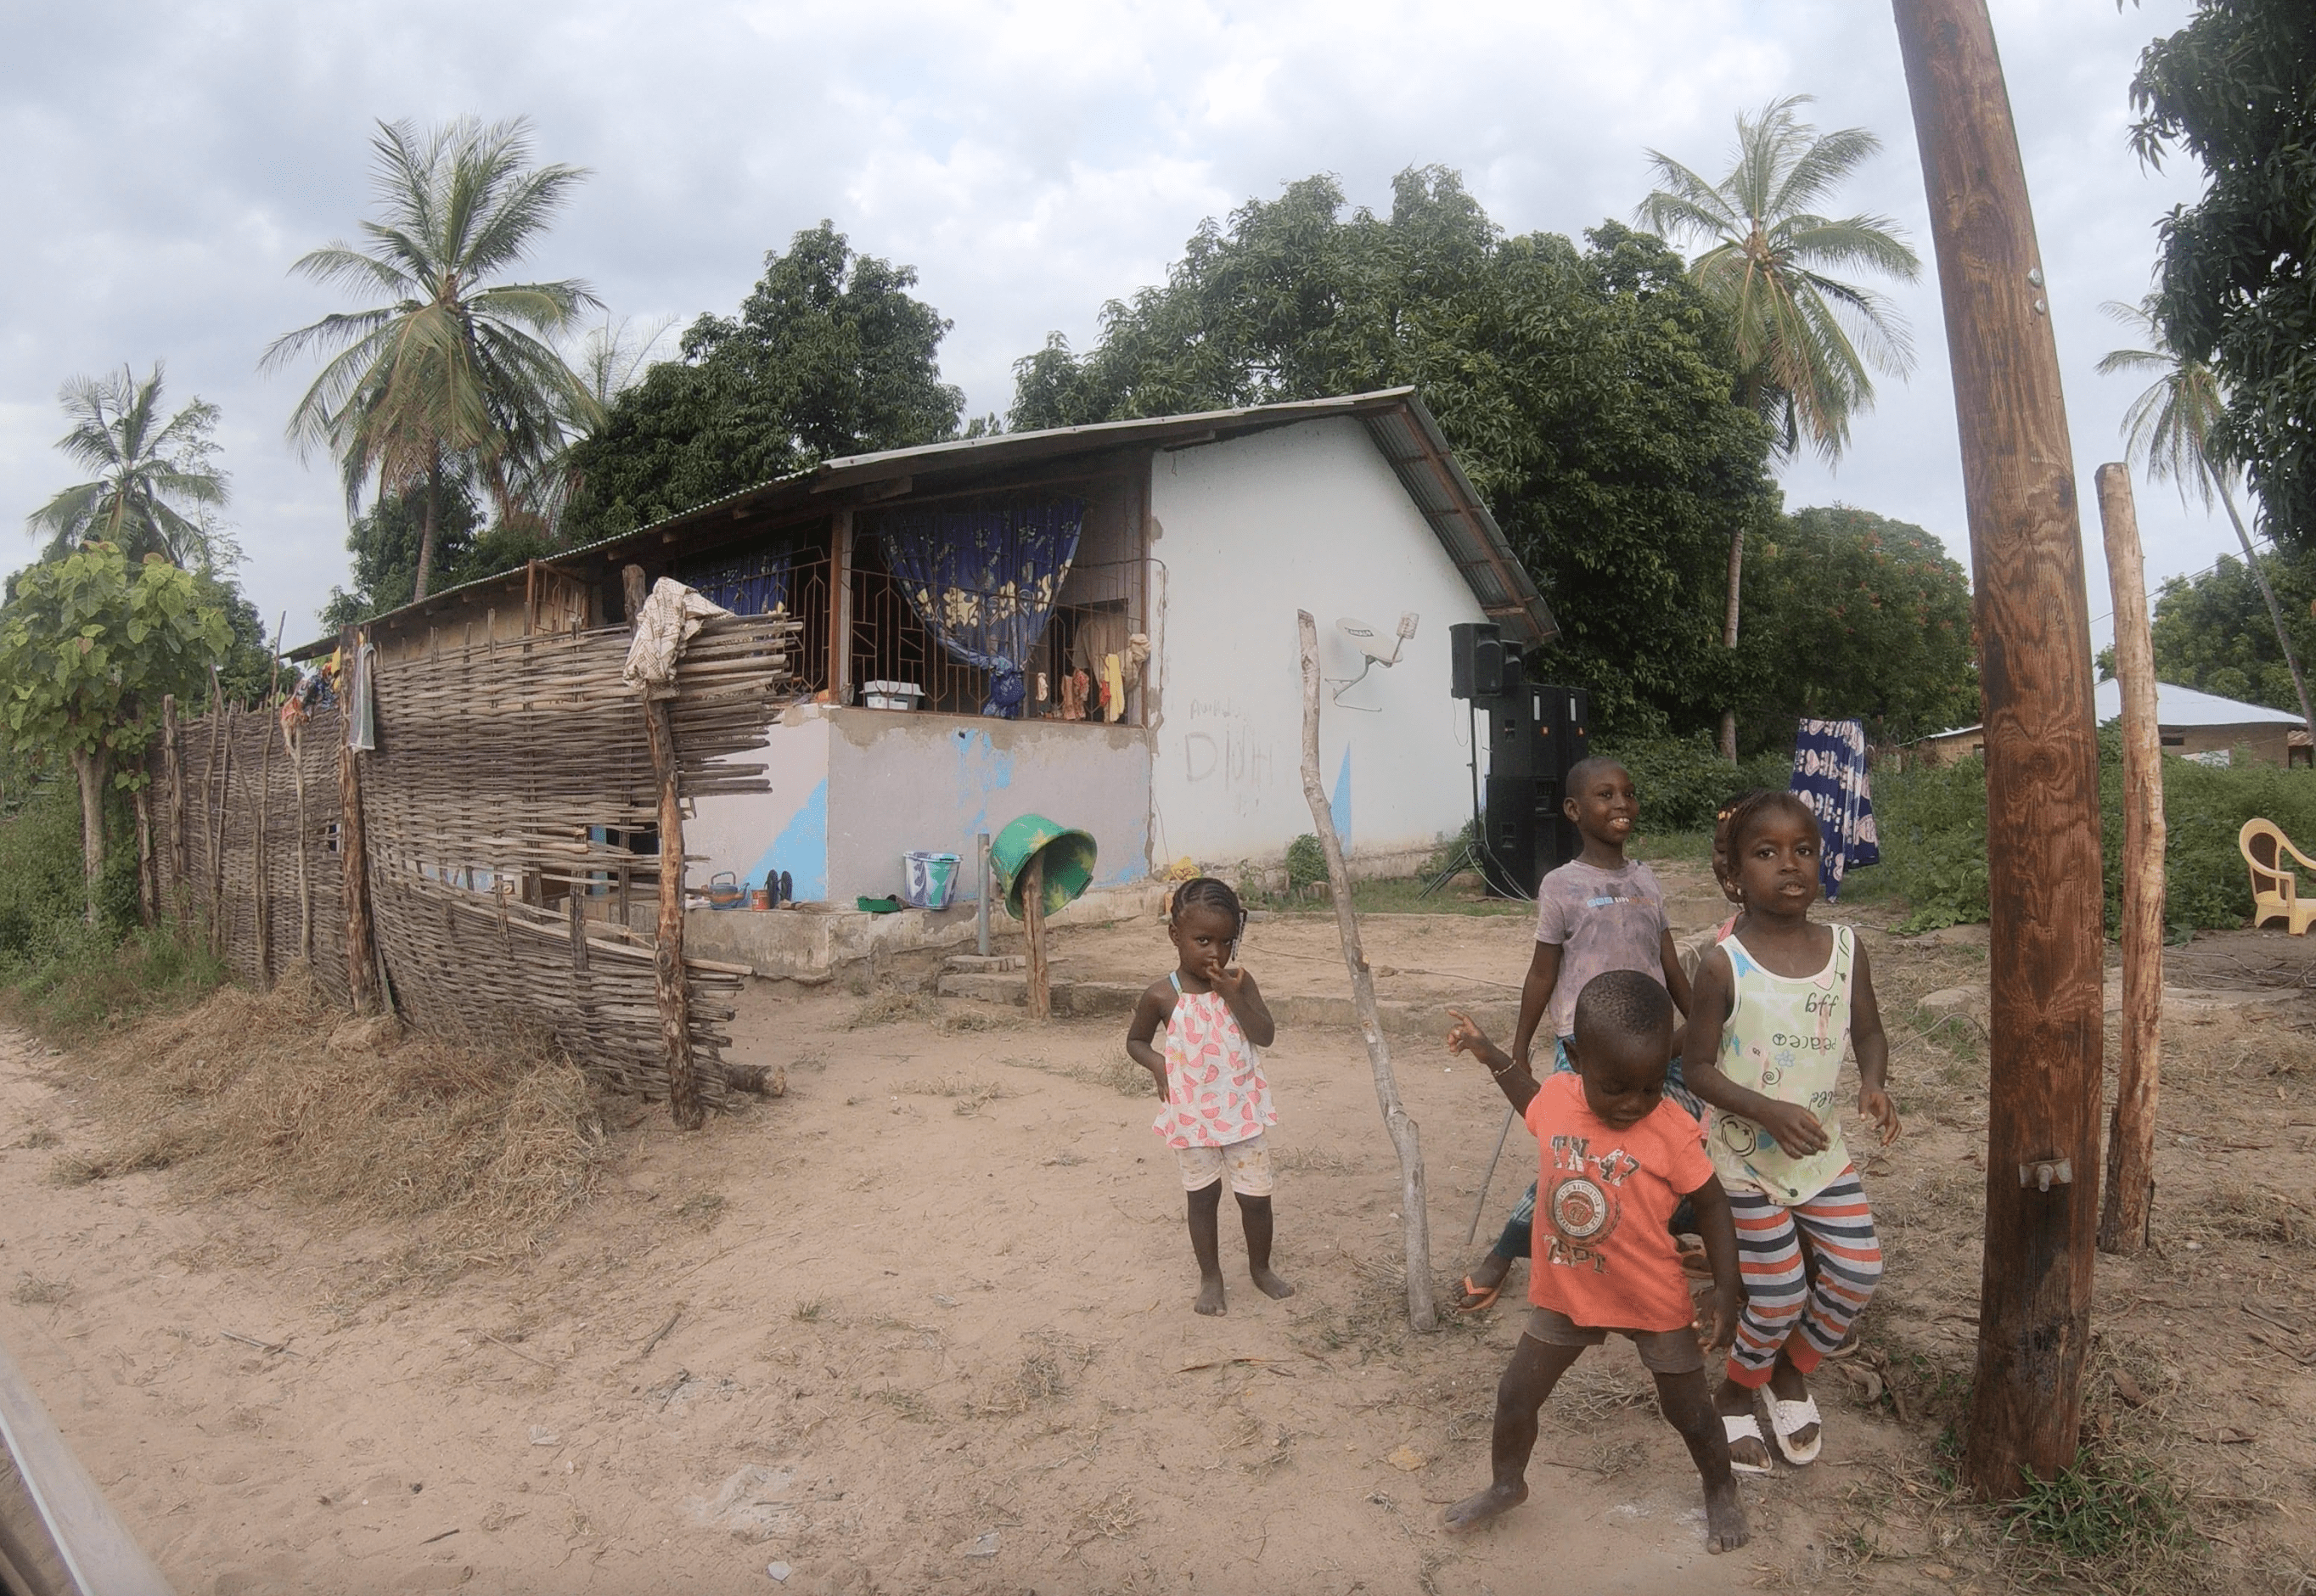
[252,697,274,990]
[2097,464,2165,1254]
[1023,854,1051,1021]
[161,694,183,916]
[1893,0,2107,1498]
[1298,610,1436,1331]
[627,565,704,1131]
[338,627,384,1016]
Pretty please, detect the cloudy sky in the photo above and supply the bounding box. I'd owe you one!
[2,0,2213,651]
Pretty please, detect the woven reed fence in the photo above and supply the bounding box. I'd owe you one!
[163,611,802,1110]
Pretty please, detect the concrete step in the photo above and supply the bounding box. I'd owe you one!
[934,973,1519,1037]
[945,953,1026,973]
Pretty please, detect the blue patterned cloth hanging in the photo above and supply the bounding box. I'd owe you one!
[675,544,795,616]
[878,498,1084,717]
[1790,717,1880,902]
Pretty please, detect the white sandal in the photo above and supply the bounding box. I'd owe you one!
[1767,1394,1823,1466]
[1722,1412,1774,1475]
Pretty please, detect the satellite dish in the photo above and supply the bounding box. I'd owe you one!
[1331,613,1420,706]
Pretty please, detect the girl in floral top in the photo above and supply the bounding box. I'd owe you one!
[1127,878,1294,1317]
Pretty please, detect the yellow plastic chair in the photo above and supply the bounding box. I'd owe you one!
[2240,818,2316,935]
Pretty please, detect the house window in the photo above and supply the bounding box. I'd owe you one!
[2160,734,2184,747]
[674,539,832,694]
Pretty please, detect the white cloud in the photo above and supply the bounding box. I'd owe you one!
[0,0,2223,654]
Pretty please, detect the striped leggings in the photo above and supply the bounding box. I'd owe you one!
[1725,1169,1882,1389]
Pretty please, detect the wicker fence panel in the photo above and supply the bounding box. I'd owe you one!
[166,612,799,1104]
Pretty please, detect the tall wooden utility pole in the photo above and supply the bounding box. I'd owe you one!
[1892,0,2106,1498]
[338,627,384,1017]
[2096,464,2165,1254]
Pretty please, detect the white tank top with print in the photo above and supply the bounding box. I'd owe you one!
[1707,924,1854,1205]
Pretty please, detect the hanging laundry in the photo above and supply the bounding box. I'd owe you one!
[1789,717,1880,902]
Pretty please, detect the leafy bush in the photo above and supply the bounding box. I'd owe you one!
[1595,736,1793,834]
[1875,725,2316,934]
[0,782,102,964]
[1284,833,1329,889]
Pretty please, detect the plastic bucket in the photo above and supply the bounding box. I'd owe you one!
[990,814,1098,921]
[902,851,962,910]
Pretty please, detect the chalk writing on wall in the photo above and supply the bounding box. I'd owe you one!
[1183,698,1279,818]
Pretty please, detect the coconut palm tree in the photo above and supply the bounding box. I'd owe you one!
[1638,95,1923,758]
[2100,295,2316,750]
[25,362,231,569]
[264,116,601,602]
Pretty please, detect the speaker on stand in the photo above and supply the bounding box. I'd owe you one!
[1435,622,1589,898]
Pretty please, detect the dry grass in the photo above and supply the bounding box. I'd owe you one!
[65,967,605,1275]
[1001,1054,1154,1099]
[9,1273,70,1307]
[900,1076,1009,1115]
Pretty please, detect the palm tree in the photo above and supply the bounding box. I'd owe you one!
[264,116,601,602]
[1638,95,1923,758]
[25,363,231,568]
[2100,295,2316,750]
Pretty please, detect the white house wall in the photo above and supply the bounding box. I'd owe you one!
[686,705,1151,905]
[1147,417,1487,876]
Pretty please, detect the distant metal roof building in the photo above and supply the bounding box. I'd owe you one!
[291,387,1553,658]
[1928,679,2305,742]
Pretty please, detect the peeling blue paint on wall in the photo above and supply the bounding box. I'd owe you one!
[949,728,1020,899]
[750,776,827,902]
[1330,746,1352,847]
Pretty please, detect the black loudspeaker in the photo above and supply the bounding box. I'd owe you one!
[1450,621,1509,700]
[1481,682,1590,892]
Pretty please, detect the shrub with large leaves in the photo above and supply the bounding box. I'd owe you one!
[0,544,229,921]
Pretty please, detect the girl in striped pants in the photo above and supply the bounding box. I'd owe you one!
[1684,791,1901,1471]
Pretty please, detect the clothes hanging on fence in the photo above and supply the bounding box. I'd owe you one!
[1789,717,1880,902]
[622,579,733,694]
[345,642,377,751]
[878,497,1084,717]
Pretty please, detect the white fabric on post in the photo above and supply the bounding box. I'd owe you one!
[622,578,732,695]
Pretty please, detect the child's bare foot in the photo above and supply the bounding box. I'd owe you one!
[1250,1265,1295,1300]
[1703,1477,1751,1553]
[1442,1479,1527,1533]
[1714,1380,1771,1471]
[1195,1276,1227,1316]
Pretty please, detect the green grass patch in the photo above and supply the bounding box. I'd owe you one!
[1999,1453,2203,1593]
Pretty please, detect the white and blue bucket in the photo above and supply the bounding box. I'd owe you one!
[902,851,963,910]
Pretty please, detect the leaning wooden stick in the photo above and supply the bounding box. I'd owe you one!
[1296,610,1436,1330]
[1465,1104,1518,1246]
[1024,852,1051,1021]
[2095,462,2165,1255]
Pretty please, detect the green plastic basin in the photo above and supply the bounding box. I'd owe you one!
[991,813,1098,921]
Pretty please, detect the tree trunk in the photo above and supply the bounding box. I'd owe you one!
[2214,475,2316,753]
[2094,464,2165,1256]
[1298,610,1436,1331]
[413,457,441,603]
[69,746,110,927]
[1897,0,2108,1501]
[133,778,155,928]
[1719,529,1745,761]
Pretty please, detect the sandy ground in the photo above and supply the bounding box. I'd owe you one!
[1,861,2313,1593]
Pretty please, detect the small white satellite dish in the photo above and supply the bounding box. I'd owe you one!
[1330,613,1420,706]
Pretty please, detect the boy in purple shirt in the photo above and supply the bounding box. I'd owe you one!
[1455,756,1695,1312]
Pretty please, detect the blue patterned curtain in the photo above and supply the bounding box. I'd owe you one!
[1790,717,1880,901]
[675,545,795,616]
[879,498,1084,717]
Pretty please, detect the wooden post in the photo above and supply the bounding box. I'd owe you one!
[1023,853,1051,1021]
[284,712,314,964]
[1297,610,1436,1331]
[132,779,155,928]
[2097,464,2165,1255]
[829,510,854,703]
[252,694,275,990]
[161,694,183,915]
[338,628,383,1016]
[1895,0,2107,1498]
[567,886,590,973]
[628,564,704,1131]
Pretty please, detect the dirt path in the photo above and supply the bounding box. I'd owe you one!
[1,878,2311,1593]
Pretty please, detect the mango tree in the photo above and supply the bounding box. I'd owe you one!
[0,543,230,924]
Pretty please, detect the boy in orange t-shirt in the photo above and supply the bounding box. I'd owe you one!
[1442,970,1750,1554]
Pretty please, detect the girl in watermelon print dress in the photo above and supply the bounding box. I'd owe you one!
[1127,877,1295,1317]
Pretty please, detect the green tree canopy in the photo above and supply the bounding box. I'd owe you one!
[0,544,230,920]
[2131,2,2316,544]
[316,476,507,630]
[1009,168,1781,737]
[265,116,600,601]
[561,223,967,542]
[1738,506,1978,745]
[25,363,232,569]
[2148,548,2316,713]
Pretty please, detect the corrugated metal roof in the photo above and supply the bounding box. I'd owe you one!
[1924,678,2306,740]
[295,387,1556,653]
